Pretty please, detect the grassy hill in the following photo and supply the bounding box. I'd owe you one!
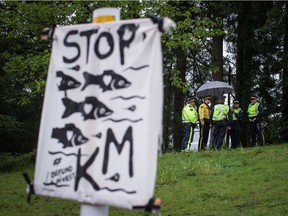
[0,144,287,215]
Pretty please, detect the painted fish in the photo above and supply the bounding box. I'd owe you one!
[62,96,113,120]
[56,71,81,91]
[81,70,131,92]
[51,123,89,148]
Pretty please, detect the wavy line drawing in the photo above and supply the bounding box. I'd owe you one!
[43,181,70,187]
[103,118,143,123]
[43,182,136,194]
[100,187,136,194]
[124,65,149,71]
[48,151,89,157]
[111,96,145,100]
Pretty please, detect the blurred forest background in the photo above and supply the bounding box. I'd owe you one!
[0,1,288,153]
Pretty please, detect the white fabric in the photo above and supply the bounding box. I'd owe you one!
[34,18,164,209]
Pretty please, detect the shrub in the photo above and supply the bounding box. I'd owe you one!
[0,149,36,172]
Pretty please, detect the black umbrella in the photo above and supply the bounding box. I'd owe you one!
[196,81,233,97]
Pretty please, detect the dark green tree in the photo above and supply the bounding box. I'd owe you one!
[0,1,93,152]
[281,1,288,142]
[1,1,287,154]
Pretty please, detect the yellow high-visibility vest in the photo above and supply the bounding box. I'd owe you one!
[248,102,259,118]
[182,104,198,124]
[232,108,242,120]
[212,104,229,121]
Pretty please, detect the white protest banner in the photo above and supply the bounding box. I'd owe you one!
[34,18,169,209]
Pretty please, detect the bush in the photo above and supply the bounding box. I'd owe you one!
[0,149,36,172]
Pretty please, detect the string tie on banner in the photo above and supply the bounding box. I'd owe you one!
[40,25,56,41]
[133,197,162,214]
[23,172,35,203]
[149,15,176,33]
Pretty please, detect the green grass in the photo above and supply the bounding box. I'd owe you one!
[1,145,288,215]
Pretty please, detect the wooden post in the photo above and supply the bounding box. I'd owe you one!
[80,7,120,216]
[80,204,109,216]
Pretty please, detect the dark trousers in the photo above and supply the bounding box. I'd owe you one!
[213,120,227,149]
[231,122,241,148]
[182,123,195,150]
[249,121,264,146]
[198,119,210,151]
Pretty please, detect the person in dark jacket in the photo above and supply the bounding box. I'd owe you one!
[181,98,198,152]
[211,95,229,150]
[247,95,265,146]
[230,99,243,148]
[198,95,212,151]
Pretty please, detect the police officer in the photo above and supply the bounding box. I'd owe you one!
[247,95,265,146]
[198,95,212,151]
[211,95,229,150]
[181,98,198,152]
[230,99,243,148]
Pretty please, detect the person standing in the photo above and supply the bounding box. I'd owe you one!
[198,95,212,151]
[181,98,198,152]
[230,99,243,148]
[210,96,220,148]
[247,95,265,146]
[211,95,230,150]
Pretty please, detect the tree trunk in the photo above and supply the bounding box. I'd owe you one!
[173,46,186,151]
[210,2,224,81]
[235,2,254,147]
[163,62,173,152]
[211,35,224,81]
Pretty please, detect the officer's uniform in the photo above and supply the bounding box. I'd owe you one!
[247,95,265,146]
[198,95,211,151]
[230,100,243,149]
[181,98,198,151]
[211,96,230,149]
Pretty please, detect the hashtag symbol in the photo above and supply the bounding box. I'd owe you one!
[53,157,62,166]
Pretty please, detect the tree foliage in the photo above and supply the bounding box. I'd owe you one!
[0,1,287,153]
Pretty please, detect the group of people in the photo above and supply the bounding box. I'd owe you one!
[181,95,265,152]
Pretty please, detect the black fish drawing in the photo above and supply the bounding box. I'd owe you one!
[62,96,113,120]
[56,71,81,91]
[81,70,131,92]
[51,123,89,148]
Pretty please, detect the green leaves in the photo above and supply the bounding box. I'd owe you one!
[170,68,189,93]
[0,114,23,134]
